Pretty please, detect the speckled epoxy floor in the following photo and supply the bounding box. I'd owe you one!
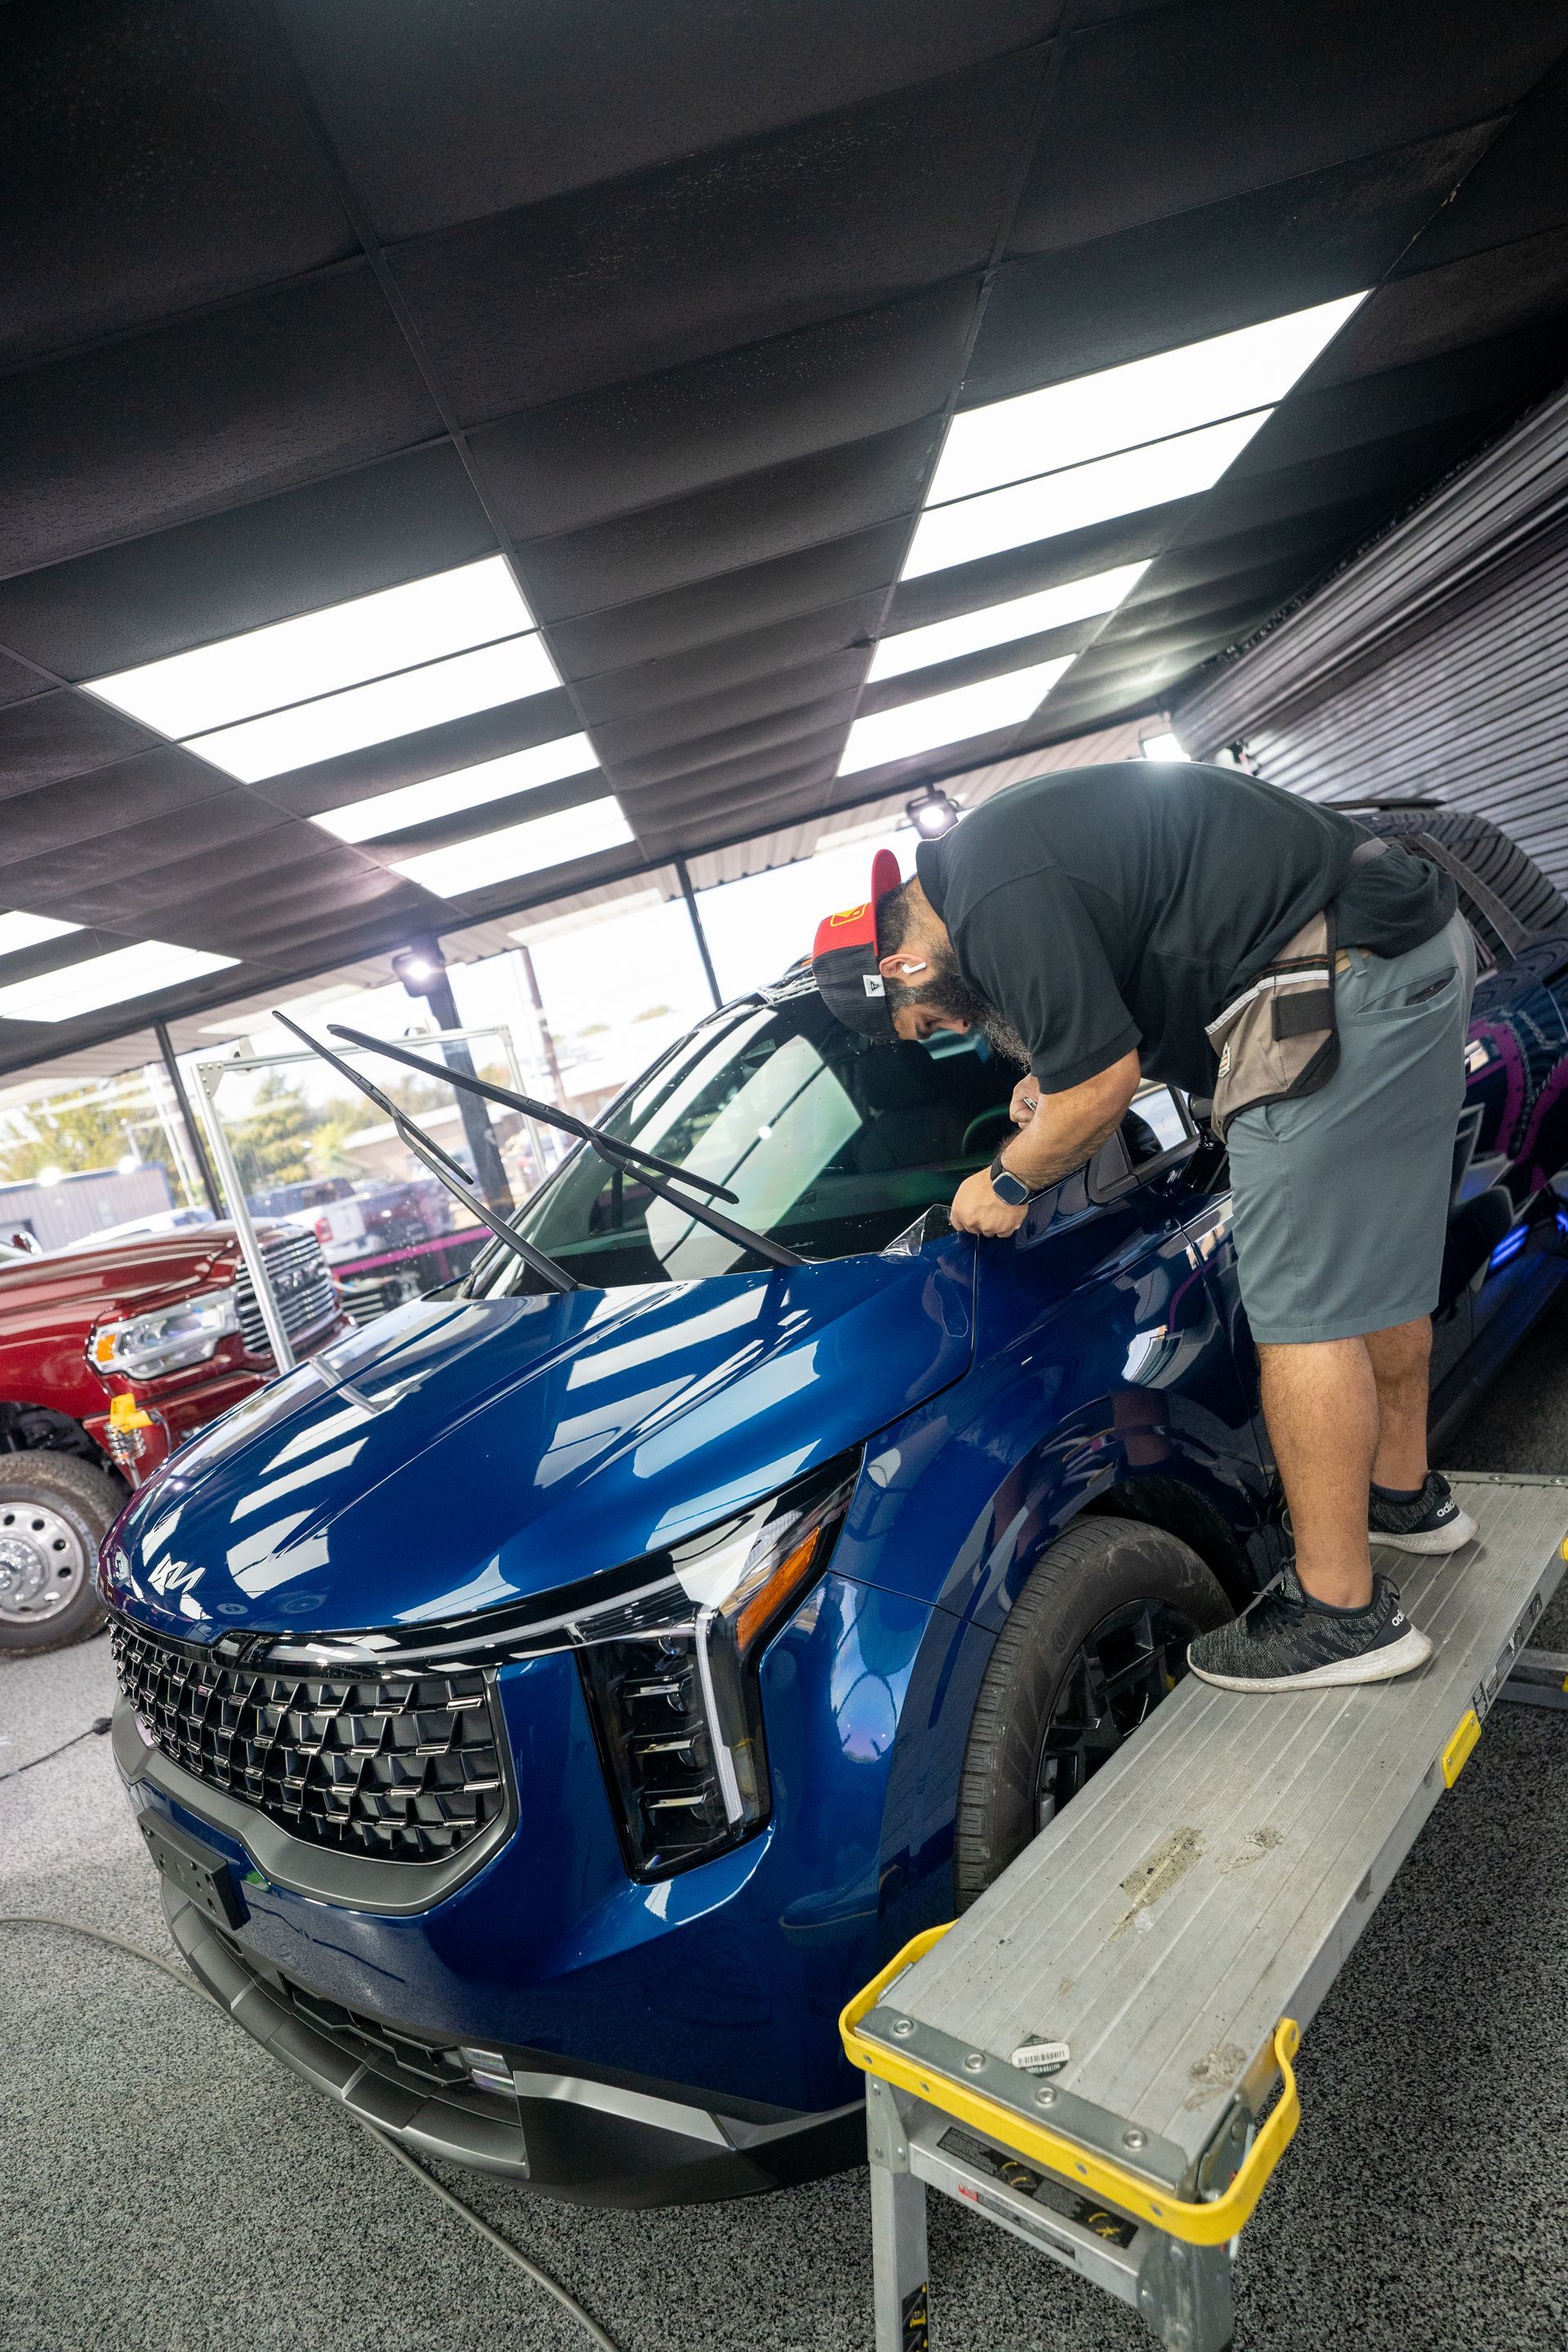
[6,1307,1568,2352]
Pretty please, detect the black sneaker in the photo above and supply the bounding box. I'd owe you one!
[1187,1565,1432,1693]
[1368,1469,1477,1554]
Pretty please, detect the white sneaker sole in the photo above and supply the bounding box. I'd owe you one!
[1370,1508,1478,1554]
[1187,1624,1433,1694]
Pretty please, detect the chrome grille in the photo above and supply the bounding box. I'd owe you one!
[109,1619,508,1861]
[234,1230,339,1356]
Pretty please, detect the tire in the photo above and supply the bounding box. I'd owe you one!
[1355,807,1567,938]
[952,1517,1231,1911]
[0,1451,124,1655]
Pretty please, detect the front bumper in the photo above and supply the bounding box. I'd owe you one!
[163,1883,862,2207]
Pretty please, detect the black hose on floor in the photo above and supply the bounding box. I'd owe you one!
[0,1913,622,2352]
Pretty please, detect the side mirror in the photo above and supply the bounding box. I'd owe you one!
[1086,1086,1198,1205]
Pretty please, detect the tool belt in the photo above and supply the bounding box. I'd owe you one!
[1205,839,1397,1142]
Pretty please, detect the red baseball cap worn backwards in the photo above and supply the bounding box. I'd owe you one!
[810,848,902,1040]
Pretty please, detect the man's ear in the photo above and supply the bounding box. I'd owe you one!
[878,951,929,982]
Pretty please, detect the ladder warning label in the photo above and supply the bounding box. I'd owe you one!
[938,2127,1138,2247]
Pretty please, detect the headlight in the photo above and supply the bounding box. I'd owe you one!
[576,1451,859,1880]
[88,1288,240,1381]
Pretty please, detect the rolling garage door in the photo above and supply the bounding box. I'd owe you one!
[1177,379,1568,889]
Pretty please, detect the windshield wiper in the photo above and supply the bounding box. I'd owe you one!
[326,1022,805,1273]
[271,1013,579,1294]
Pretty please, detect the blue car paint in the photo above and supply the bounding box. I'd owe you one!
[106,924,1568,2173]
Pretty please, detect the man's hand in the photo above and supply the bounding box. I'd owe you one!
[1009,1076,1040,1128]
[950,1169,1029,1237]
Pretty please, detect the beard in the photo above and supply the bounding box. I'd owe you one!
[888,956,1032,1069]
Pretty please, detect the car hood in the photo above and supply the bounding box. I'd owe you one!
[103,1244,974,1641]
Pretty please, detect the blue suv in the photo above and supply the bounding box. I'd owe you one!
[103,808,1568,2207]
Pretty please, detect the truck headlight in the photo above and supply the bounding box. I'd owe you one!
[88,1289,240,1381]
[575,1451,859,1880]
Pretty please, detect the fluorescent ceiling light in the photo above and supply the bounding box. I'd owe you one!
[314,733,599,844]
[0,911,83,959]
[839,657,1074,777]
[185,635,562,782]
[85,559,535,738]
[868,562,1149,682]
[394,796,635,898]
[928,295,1366,508]
[903,412,1267,582]
[0,941,238,1023]
[1141,732,1190,762]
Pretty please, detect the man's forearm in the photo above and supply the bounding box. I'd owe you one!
[998,1100,1128,1189]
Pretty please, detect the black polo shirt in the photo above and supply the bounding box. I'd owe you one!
[915,763,1454,1095]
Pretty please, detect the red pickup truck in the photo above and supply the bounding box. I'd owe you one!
[0,1221,346,1655]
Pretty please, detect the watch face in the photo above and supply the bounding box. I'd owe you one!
[990,1160,1031,1205]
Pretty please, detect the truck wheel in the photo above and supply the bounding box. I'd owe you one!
[0,1452,124,1655]
[952,1518,1231,1910]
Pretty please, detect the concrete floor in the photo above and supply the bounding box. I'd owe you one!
[6,1305,1568,2352]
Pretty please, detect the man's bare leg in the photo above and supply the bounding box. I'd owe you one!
[1365,1316,1432,1490]
[1258,1337,1378,1608]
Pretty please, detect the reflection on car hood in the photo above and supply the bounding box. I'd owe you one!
[103,1246,974,1641]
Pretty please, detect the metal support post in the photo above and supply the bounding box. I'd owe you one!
[154,1018,221,1217]
[867,2080,929,2352]
[674,856,724,1011]
[421,966,514,1213]
[1498,1646,1568,1709]
[1136,2232,1236,2352]
[194,1062,295,1372]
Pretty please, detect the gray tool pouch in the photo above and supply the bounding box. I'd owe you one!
[1205,904,1339,1142]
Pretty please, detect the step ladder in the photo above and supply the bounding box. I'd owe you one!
[841,1472,1568,2352]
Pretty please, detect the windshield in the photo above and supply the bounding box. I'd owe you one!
[466,989,1019,1291]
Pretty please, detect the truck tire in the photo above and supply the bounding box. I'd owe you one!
[952,1518,1231,1911]
[0,1451,124,1655]
[1355,807,1567,938]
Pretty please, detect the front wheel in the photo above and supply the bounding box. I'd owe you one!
[0,1451,125,1655]
[953,1517,1231,1909]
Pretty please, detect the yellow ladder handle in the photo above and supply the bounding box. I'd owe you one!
[840,1923,1301,2249]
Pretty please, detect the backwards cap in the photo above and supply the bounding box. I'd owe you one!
[810,848,903,1040]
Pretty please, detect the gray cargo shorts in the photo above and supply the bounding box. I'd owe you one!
[1226,908,1476,1346]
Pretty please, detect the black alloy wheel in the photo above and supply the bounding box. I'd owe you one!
[1033,1597,1200,1830]
[953,1517,1232,1909]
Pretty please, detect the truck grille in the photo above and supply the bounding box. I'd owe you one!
[109,1620,509,1862]
[234,1231,339,1356]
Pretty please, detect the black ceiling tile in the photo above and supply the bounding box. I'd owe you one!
[971,124,1501,405]
[1,0,357,371]
[0,690,162,800]
[1176,413,1525,555]
[1312,225,1568,386]
[0,444,496,681]
[0,648,52,710]
[508,419,939,622]
[9,792,293,913]
[884,504,1199,636]
[630,767,842,852]
[0,749,237,864]
[247,688,585,820]
[0,270,443,578]
[589,653,871,763]
[616,724,851,808]
[1014,0,1563,256]
[569,597,887,720]
[465,284,978,527]
[388,53,1049,414]
[1120,496,1396,604]
[280,0,1057,240]
[30,817,347,929]
[1393,56,1568,276]
[547,523,909,675]
[1101,558,1318,644]
[1227,336,1552,479]
[189,856,432,940]
[604,691,862,791]
[347,770,604,859]
[858,615,1107,718]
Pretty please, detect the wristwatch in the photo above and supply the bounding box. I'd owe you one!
[988,1152,1045,1207]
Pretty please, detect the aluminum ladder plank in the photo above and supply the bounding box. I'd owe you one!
[845,1475,1568,2352]
[858,1474,1567,2190]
